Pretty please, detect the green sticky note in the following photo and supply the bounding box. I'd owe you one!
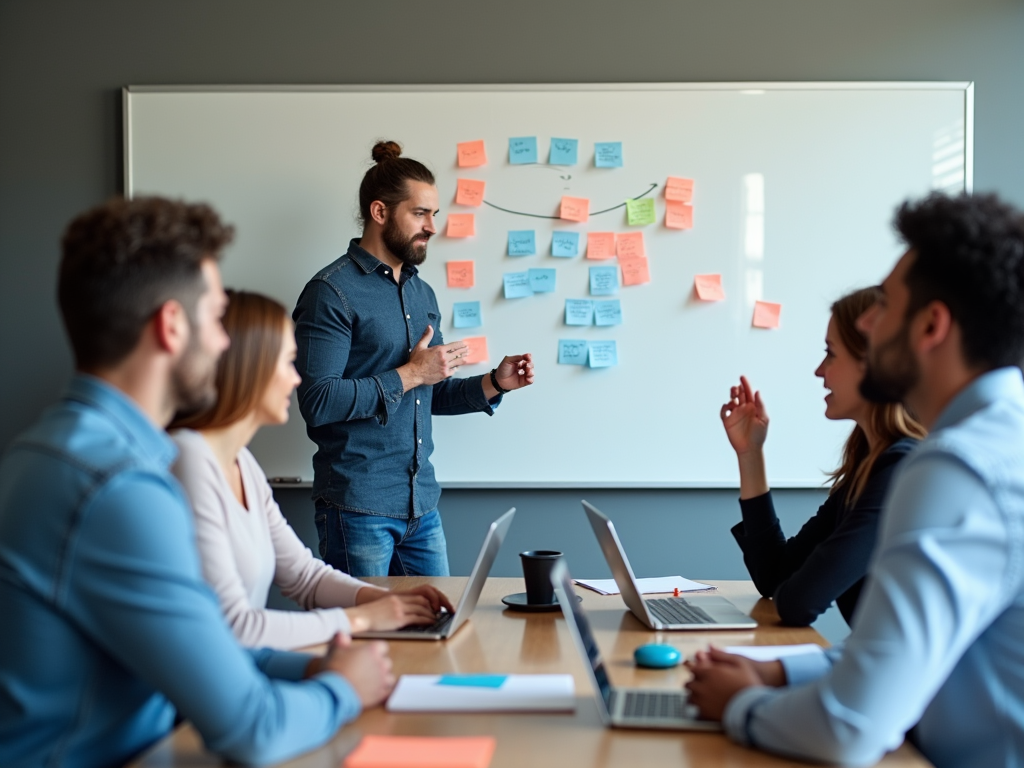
[626,198,656,226]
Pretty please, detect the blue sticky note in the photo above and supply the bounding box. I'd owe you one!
[503,272,533,299]
[452,301,482,329]
[549,137,579,165]
[589,266,619,296]
[438,675,508,688]
[594,141,623,168]
[565,299,594,325]
[508,230,536,256]
[509,136,538,165]
[558,339,590,365]
[551,231,580,258]
[589,340,619,368]
[594,300,622,326]
[529,268,556,293]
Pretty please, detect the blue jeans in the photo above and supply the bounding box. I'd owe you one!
[314,502,450,577]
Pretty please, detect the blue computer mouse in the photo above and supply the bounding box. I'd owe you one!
[633,643,681,669]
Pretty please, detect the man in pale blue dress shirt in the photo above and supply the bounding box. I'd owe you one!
[687,193,1024,768]
[0,197,394,767]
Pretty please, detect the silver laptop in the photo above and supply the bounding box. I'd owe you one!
[552,560,719,731]
[353,507,515,641]
[582,500,756,630]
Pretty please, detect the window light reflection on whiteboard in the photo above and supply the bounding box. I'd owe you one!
[744,172,765,306]
[931,119,965,194]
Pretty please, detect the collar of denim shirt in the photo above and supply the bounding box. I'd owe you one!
[347,239,420,283]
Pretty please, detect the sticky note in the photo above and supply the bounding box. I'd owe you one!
[666,176,694,203]
[594,299,622,326]
[457,140,487,168]
[620,257,651,287]
[594,142,623,168]
[551,231,580,257]
[616,231,646,259]
[753,301,782,329]
[503,272,533,299]
[437,675,508,688]
[588,340,619,368]
[560,196,590,222]
[452,301,482,329]
[447,214,475,238]
[625,198,656,226]
[343,735,497,768]
[549,137,579,165]
[446,261,475,288]
[586,232,616,260]
[558,339,590,365]
[461,336,489,364]
[565,299,595,326]
[455,178,485,207]
[694,274,725,301]
[665,200,694,230]
[509,136,538,164]
[528,268,556,293]
[590,266,619,296]
[507,230,536,256]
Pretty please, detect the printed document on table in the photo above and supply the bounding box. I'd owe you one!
[386,674,575,713]
[574,576,716,595]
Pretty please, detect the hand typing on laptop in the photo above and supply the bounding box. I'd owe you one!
[346,585,455,633]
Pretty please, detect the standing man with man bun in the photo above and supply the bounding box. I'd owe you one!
[294,140,535,577]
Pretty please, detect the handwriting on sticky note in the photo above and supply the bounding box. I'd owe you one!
[461,336,488,364]
[437,675,508,688]
[528,268,556,293]
[625,198,656,226]
[343,735,497,768]
[452,301,482,329]
[509,136,538,165]
[447,214,475,238]
[565,299,594,326]
[594,141,623,168]
[549,137,578,165]
[616,231,645,259]
[588,340,618,368]
[665,200,693,230]
[665,177,694,203]
[507,230,536,256]
[455,178,485,207]
[558,339,589,365]
[586,232,616,260]
[594,299,622,326]
[694,274,725,301]
[620,257,651,286]
[560,196,589,223]
[589,266,619,296]
[457,140,487,167]
[447,261,475,288]
[551,231,580,257]
[753,301,782,329]
[503,272,533,299]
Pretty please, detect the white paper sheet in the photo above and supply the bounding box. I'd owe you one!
[386,674,575,713]
[723,644,825,662]
[574,576,716,596]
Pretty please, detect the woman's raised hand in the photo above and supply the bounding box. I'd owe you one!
[720,375,769,455]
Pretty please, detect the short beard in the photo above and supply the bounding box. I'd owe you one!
[170,322,219,419]
[859,322,920,405]
[382,214,429,267]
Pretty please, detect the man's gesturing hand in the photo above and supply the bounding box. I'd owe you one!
[398,325,469,391]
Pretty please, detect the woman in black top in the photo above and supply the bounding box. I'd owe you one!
[720,287,926,626]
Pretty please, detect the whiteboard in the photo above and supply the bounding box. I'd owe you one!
[124,83,972,487]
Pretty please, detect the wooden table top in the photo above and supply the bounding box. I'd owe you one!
[130,577,931,767]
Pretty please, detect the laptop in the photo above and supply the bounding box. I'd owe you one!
[353,507,515,641]
[551,559,719,731]
[582,500,756,630]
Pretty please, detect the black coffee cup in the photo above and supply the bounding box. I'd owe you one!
[520,550,563,605]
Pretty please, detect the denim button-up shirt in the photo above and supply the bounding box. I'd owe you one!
[293,240,499,518]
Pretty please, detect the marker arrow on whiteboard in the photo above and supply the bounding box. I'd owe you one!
[481,183,658,220]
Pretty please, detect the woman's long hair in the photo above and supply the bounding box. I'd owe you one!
[827,287,926,506]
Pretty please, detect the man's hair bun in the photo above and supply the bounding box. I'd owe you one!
[371,140,403,164]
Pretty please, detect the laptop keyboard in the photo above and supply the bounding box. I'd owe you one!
[395,612,454,634]
[620,690,688,720]
[647,598,716,625]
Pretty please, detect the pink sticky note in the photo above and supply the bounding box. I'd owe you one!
[462,336,489,365]
[665,177,694,203]
[586,232,616,260]
[455,179,485,207]
[694,274,725,301]
[446,261,475,288]
[447,214,475,238]
[457,140,487,168]
[665,200,694,230]
[616,231,646,260]
[560,196,590,222]
[620,257,651,286]
[753,301,782,329]
[343,735,497,768]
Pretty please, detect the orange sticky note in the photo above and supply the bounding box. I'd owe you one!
[694,274,725,301]
[665,176,694,203]
[447,213,475,238]
[446,261,475,288]
[455,178,485,207]
[620,257,651,286]
[616,231,646,259]
[457,140,487,168]
[343,735,497,768]
[753,301,782,329]
[586,232,616,260]
[461,336,489,365]
[665,200,693,230]
[560,196,590,222]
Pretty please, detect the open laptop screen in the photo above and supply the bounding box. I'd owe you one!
[553,562,613,707]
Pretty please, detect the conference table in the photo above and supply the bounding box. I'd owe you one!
[131,577,932,767]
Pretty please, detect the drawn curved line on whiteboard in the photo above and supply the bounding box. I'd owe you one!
[481,183,658,220]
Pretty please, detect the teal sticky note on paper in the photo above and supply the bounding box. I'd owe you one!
[565,299,594,326]
[552,231,580,257]
[528,268,556,293]
[589,340,619,368]
[594,300,622,326]
[590,266,619,296]
[626,198,656,226]
[508,230,536,256]
[558,339,589,365]
[509,137,538,164]
[595,142,623,168]
[549,137,578,165]
[503,272,533,299]
[438,675,508,688]
[452,301,482,329]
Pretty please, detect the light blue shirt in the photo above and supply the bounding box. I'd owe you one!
[724,367,1024,768]
[0,375,361,768]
